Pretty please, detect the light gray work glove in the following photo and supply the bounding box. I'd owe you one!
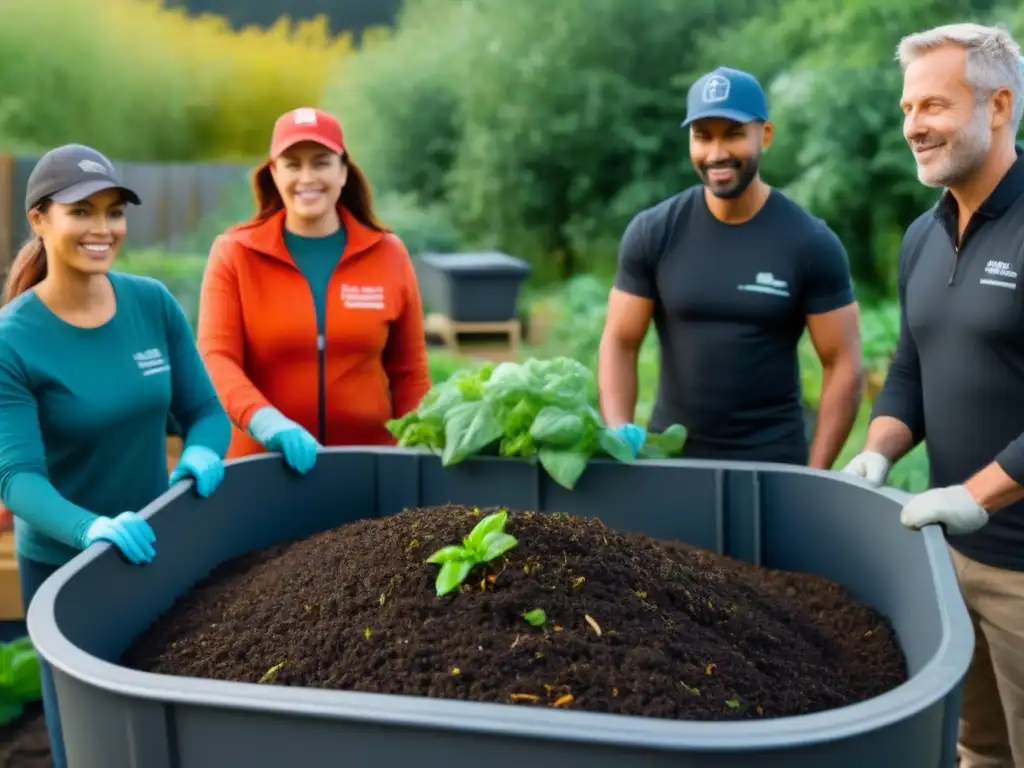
[841,451,891,487]
[899,485,988,536]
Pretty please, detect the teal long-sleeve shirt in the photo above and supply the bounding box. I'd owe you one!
[0,272,231,565]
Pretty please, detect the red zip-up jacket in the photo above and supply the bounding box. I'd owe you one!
[197,206,431,459]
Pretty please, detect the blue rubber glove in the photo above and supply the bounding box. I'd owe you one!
[82,512,156,565]
[169,445,225,498]
[607,423,647,458]
[248,406,320,474]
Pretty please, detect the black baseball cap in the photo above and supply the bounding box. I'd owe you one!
[24,144,141,214]
[681,67,769,127]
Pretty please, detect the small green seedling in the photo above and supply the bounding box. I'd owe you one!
[522,608,546,627]
[426,510,519,596]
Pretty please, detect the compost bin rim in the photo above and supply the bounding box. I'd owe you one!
[26,451,975,752]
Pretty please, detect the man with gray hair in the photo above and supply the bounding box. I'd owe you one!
[843,22,1024,766]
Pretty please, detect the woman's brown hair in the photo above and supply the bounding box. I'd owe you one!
[4,200,51,303]
[250,153,385,233]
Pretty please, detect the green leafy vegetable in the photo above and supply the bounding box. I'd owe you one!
[0,636,43,726]
[387,357,688,489]
[426,511,519,596]
[640,424,689,459]
[522,608,547,627]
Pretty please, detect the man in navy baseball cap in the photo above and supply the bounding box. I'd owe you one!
[598,64,861,475]
[681,66,773,201]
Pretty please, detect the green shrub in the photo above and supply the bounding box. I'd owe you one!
[0,0,353,161]
[322,0,474,204]
[376,192,463,256]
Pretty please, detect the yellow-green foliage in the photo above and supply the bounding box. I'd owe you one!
[0,0,354,161]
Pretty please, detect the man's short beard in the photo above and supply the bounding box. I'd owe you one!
[699,152,761,200]
[915,104,991,189]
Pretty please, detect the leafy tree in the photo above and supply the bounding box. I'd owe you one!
[444,0,762,280]
[327,0,1024,289]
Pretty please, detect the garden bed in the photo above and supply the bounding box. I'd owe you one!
[0,704,49,768]
[123,504,907,720]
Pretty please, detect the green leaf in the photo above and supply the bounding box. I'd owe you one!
[397,421,443,450]
[465,510,508,550]
[416,386,464,423]
[0,637,41,706]
[436,559,474,597]
[538,447,590,489]
[522,608,546,627]
[426,545,469,564]
[598,428,638,463]
[499,432,536,457]
[479,531,518,562]
[640,424,688,458]
[499,399,540,439]
[530,406,586,446]
[442,401,505,466]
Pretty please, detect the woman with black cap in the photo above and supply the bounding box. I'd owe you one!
[0,144,232,767]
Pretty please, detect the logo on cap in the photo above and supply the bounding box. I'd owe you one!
[293,108,318,126]
[78,159,108,174]
[702,75,731,104]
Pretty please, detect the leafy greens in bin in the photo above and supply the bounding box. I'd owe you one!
[0,636,43,726]
[386,357,687,489]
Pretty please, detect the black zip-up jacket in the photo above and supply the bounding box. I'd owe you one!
[873,148,1024,570]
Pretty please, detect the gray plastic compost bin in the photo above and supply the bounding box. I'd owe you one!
[28,450,972,768]
[418,251,531,322]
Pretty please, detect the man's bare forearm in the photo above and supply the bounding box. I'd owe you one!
[863,415,915,463]
[809,359,863,469]
[597,337,640,427]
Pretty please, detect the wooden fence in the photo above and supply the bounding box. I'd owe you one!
[0,153,253,271]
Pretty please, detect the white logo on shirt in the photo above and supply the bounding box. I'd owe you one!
[980,259,1017,290]
[134,348,170,376]
[737,271,790,298]
[341,284,385,310]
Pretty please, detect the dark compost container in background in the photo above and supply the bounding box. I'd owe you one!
[417,252,531,322]
[28,451,971,767]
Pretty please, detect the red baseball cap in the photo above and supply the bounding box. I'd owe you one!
[269,107,345,158]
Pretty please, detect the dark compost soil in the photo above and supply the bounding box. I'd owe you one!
[123,505,908,720]
[0,704,50,768]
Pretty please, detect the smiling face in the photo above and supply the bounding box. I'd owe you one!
[689,118,773,199]
[901,45,995,188]
[29,188,127,277]
[269,141,347,224]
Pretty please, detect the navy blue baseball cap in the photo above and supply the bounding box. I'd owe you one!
[681,67,769,127]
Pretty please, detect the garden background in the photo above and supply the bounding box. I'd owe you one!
[3,0,1022,491]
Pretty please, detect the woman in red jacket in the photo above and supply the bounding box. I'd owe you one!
[197,107,431,473]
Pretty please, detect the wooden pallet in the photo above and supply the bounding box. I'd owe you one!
[424,313,522,360]
[0,531,22,620]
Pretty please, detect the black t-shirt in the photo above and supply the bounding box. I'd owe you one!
[613,185,855,463]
